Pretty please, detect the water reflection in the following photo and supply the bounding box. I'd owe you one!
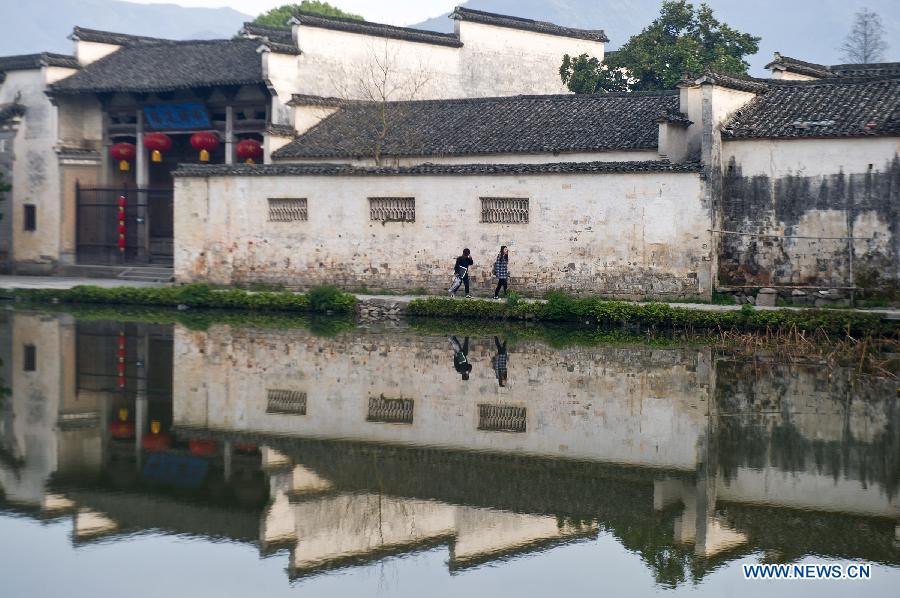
[0,311,897,591]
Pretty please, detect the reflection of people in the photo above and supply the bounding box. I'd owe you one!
[492,336,508,387]
[450,336,472,380]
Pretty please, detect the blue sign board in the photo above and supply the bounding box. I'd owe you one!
[144,102,210,130]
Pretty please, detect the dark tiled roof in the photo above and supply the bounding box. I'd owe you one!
[289,11,463,48]
[0,102,25,124]
[723,77,900,140]
[70,26,173,46]
[831,62,900,78]
[239,23,294,45]
[173,160,700,178]
[451,7,609,43]
[766,53,900,80]
[257,40,300,55]
[286,94,346,107]
[274,92,677,159]
[0,52,79,72]
[690,70,769,94]
[265,123,297,137]
[765,54,832,78]
[50,39,264,94]
[657,107,692,127]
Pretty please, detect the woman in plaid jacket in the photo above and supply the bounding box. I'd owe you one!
[492,245,509,300]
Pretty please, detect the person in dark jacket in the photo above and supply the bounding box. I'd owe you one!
[450,336,472,381]
[450,248,474,298]
[492,336,508,387]
[492,245,509,300]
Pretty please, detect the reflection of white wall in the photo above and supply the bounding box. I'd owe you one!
[173,326,712,470]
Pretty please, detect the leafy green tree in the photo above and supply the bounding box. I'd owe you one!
[252,1,363,28]
[560,1,760,93]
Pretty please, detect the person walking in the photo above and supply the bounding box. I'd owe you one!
[492,245,509,300]
[449,248,474,298]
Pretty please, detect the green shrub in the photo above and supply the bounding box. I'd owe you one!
[506,291,520,308]
[307,285,356,313]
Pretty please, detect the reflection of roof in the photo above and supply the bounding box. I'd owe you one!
[451,7,609,43]
[723,78,900,139]
[289,11,463,48]
[449,529,598,571]
[273,92,678,159]
[50,39,264,94]
[175,160,701,179]
[0,52,79,72]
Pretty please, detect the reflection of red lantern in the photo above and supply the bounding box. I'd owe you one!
[142,433,171,452]
[235,138,262,164]
[110,142,136,171]
[189,439,217,457]
[144,133,172,163]
[109,420,136,439]
[190,132,219,162]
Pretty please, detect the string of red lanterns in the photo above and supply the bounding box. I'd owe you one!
[117,196,127,253]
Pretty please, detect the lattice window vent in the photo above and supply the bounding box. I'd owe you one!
[367,396,414,424]
[268,198,308,222]
[480,197,529,224]
[266,389,307,415]
[369,197,415,222]
[477,404,526,432]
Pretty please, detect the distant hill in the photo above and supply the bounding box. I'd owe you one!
[414,0,900,75]
[0,0,251,56]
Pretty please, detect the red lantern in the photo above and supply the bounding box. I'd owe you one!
[190,132,219,162]
[109,420,136,439]
[189,439,218,457]
[144,133,172,163]
[142,433,171,452]
[236,138,263,164]
[110,142,136,171]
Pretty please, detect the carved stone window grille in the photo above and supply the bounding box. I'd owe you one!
[477,404,526,433]
[369,197,415,222]
[480,197,529,224]
[266,389,307,415]
[367,396,414,424]
[268,198,308,222]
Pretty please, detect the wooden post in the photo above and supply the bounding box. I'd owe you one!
[225,105,234,165]
[135,108,147,188]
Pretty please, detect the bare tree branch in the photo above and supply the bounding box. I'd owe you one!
[840,7,888,64]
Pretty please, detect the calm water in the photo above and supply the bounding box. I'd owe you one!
[0,310,897,598]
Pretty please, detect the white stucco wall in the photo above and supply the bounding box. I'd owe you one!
[174,169,711,298]
[287,20,602,102]
[455,21,603,97]
[74,40,121,66]
[723,137,900,177]
[0,69,63,270]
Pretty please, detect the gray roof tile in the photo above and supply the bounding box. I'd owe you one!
[723,77,900,140]
[0,52,79,72]
[70,26,172,46]
[49,39,264,94]
[766,52,900,80]
[451,7,609,43]
[274,92,677,159]
[173,160,700,178]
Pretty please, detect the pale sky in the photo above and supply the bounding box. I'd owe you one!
[127,0,460,26]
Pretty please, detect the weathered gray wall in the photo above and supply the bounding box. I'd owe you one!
[719,139,900,291]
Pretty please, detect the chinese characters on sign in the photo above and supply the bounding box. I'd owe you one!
[144,102,211,130]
